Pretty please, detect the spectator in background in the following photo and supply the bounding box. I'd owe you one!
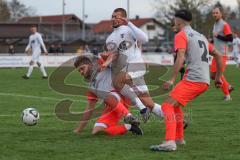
[232,32,240,67]
[8,45,15,55]
[84,44,91,53]
[76,45,84,55]
[56,43,64,54]
[155,47,162,53]
[48,44,56,54]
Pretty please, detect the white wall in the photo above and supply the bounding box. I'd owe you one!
[140,21,165,40]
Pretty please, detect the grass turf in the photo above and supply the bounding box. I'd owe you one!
[0,66,239,160]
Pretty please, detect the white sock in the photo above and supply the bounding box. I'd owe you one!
[39,64,47,77]
[135,97,146,110]
[120,84,146,111]
[26,65,34,77]
[124,124,131,130]
[152,103,164,118]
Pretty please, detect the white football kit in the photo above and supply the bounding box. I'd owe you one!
[232,37,240,62]
[25,32,47,62]
[106,22,149,92]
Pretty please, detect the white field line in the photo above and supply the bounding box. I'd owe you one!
[0,92,89,117]
[0,92,88,102]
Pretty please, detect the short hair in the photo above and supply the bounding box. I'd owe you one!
[30,25,37,28]
[74,56,92,68]
[213,6,224,14]
[113,8,127,18]
[175,9,192,22]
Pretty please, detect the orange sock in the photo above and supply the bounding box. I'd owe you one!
[104,125,127,136]
[220,76,230,95]
[162,103,176,141]
[174,106,184,140]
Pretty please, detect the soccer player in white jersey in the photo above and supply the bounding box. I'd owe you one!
[232,32,240,67]
[102,8,163,122]
[73,55,144,136]
[150,9,223,152]
[22,25,48,79]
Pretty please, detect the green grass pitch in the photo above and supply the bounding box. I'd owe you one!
[0,66,239,160]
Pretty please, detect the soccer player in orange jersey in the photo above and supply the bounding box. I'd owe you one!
[150,9,223,151]
[211,6,234,101]
[73,55,143,136]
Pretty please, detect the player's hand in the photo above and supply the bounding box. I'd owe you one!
[25,50,31,55]
[98,64,107,72]
[213,32,218,37]
[116,17,128,26]
[73,128,81,134]
[163,80,173,90]
[214,79,222,88]
[44,52,48,55]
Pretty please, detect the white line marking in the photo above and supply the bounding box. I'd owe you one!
[0,92,85,102]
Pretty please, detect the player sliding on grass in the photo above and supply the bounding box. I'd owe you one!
[102,8,163,122]
[150,9,223,152]
[22,25,48,79]
[73,55,144,136]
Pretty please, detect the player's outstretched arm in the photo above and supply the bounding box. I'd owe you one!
[128,21,148,44]
[73,100,97,134]
[100,52,118,71]
[209,45,223,88]
[117,17,148,44]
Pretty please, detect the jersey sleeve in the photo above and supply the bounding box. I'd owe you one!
[128,21,149,44]
[208,43,214,53]
[86,91,98,103]
[174,31,188,52]
[223,23,232,35]
[25,36,31,51]
[37,34,47,53]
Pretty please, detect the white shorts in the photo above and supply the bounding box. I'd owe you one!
[131,85,149,94]
[31,53,41,62]
[122,62,146,78]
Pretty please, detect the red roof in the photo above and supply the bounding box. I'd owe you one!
[92,18,157,33]
[18,14,82,24]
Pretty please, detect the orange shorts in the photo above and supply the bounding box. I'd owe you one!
[96,100,129,127]
[170,80,209,106]
[211,56,227,73]
[96,105,122,127]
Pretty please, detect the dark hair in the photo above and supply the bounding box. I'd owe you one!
[30,25,37,28]
[113,8,127,18]
[214,6,224,14]
[74,56,92,68]
[175,9,192,22]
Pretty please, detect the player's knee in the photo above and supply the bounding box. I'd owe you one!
[164,97,179,107]
[91,130,98,135]
[113,78,124,90]
[29,61,34,65]
[37,62,41,67]
[92,127,105,135]
[104,94,120,106]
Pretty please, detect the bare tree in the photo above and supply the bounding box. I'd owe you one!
[236,0,240,19]
[8,0,36,22]
[154,0,213,24]
[0,0,11,22]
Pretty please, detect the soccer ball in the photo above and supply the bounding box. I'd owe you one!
[22,108,40,126]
